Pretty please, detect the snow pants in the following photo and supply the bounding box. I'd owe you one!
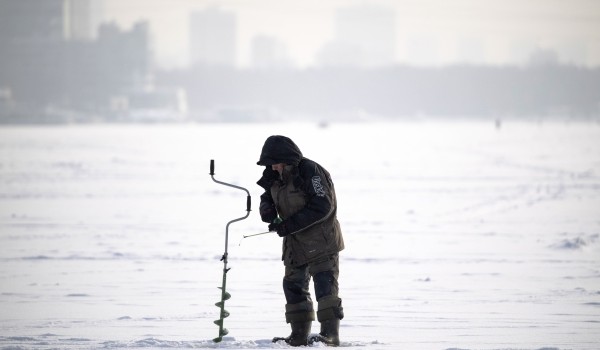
[282,253,344,324]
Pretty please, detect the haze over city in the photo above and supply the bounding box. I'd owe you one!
[99,0,600,69]
[1,0,599,123]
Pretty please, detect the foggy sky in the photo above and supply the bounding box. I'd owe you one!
[99,0,600,69]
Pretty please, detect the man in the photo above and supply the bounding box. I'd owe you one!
[256,135,345,347]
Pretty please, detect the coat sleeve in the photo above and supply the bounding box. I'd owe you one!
[285,161,335,235]
[259,191,278,223]
[257,167,279,223]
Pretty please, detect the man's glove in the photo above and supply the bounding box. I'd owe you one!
[268,218,289,237]
[259,201,277,223]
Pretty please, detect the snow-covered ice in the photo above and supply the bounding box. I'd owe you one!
[0,120,599,349]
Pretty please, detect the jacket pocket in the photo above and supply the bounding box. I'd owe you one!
[295,227,329,260]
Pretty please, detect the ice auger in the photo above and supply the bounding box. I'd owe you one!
[209,159,251,343]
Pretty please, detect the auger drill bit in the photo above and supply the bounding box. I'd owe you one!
[209,159,251,343]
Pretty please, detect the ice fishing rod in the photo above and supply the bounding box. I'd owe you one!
[209,159,251,343]
[238,230,271,246]
[243,231,270,238]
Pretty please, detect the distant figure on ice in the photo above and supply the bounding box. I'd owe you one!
[256,135,345,347]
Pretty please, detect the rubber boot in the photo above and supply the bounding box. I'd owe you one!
[272,321,312,346]
[315,318,340,346]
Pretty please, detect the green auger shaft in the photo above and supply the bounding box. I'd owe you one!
[210,160,251,343]
[213,253,231,343]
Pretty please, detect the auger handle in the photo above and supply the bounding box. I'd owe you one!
[210,159,251,213]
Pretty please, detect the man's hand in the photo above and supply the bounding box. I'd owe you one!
[268,218,289,237]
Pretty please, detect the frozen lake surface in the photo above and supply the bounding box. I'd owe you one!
[0,120,599,349]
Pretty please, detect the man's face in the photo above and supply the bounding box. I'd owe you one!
[271,163,285,175]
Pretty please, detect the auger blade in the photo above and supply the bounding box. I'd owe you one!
[220,328,229,336]
[213,336,223,343]
[215,301,224,307]
[221,310,230,318]
[214,319,223,326]
[217,287,232,299]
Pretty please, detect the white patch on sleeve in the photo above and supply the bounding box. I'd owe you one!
[311,176,326,197]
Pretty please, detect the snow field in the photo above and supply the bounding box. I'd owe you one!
[1,120,599,349]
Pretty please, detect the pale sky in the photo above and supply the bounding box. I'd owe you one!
[99,0,600,69]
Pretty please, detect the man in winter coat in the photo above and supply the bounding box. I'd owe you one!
[256,135,345,347]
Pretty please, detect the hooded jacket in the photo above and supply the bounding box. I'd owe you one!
[257,135,344,266]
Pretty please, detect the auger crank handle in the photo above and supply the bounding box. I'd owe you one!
[210,159,251,213]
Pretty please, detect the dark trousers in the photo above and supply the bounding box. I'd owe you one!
[282,254,343,323]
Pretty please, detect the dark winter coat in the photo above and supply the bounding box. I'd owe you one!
[257,135,344,266]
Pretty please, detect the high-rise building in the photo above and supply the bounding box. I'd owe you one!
[0,0,97,43]
[64,0,95,41]
[0,0,65,43]
[318,4,396,68]
[0,0,66,107]
[0,0,151,115]
[189,7,237,67]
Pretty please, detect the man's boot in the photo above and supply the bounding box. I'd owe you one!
[272,321,312,346]
[272,303,314,346]
[311,297,343,346]
[313,318,340,346]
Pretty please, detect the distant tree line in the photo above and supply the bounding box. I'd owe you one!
[2,49,599,122]
[157,64,600,120]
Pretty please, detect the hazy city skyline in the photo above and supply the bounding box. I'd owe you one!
[99,0,600,69]
[1,0,599,123]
